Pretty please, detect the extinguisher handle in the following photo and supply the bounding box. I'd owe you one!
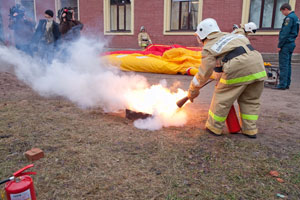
[17,172,37,177]
[13,164,35,177]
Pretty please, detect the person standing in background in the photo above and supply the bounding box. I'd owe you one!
[138,26,152,49]
[8,4,35,54]
[58,7,83,43]
[32,10,60,63]
[276,3,299,90]
[0,4,4,45]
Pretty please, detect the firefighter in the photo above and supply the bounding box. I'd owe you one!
[138,26,152,49]
[276,3,299,90]
[232,22,257,36]
[188,18,267,138]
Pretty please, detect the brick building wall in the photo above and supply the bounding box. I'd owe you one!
[79,0,300,53]
[35,1,55,19]
[1,0,300,53]
[1,0,15,42]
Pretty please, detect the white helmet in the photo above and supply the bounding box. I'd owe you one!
[244,22,257,33]
[140,26,145,32]
[195,18,221,40]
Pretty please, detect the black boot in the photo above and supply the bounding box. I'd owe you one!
[242,133,257,139]
[206,128,222,136]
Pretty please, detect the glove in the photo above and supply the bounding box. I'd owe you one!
[233,24,239,30]
[187,88,200,103]
[212,71,223,81]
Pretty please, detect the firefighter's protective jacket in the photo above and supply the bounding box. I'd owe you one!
[189,32,267,92]
[231,28,247,36]
[138,32,152,48]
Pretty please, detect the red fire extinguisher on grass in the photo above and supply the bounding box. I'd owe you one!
[0,164,36,200]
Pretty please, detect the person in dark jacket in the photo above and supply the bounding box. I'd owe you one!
[8,4,35,54]
[275,3,299,90]
[32,10,60,63]
[58,7,83,43]
[0,10,4,45]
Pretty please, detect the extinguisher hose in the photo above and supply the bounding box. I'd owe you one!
[0,177,13,185]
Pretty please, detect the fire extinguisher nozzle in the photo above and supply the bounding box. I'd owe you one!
[176,96,189,108]
[0,177,13,185]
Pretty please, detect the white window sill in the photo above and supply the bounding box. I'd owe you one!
[163,31,195,36]
[249,31,280,36]
[104,31,134,36]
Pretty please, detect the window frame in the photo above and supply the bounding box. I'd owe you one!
[170,0,199,31]
[241,0,296,35]
[55,0,80,21]
[103,0,134,35]
[15,0,37,22]
[164,0,203,35]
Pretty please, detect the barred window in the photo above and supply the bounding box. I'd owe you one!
[16,0,35,21]
[170,0,199,31]
[110,0,131,31]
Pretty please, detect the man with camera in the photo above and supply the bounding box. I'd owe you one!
[58,7,83,42]
[8,4,35,54]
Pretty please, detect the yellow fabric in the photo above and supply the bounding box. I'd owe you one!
[104,48,202,75]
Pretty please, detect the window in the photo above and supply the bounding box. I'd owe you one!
[241,0,296,35]
[103,0,134,35]
[249,0,289,29]
[164,0,203,35]
[110,0,131,31]
[15,0,36,21]
[170,0,199,31]
[56,0,79,20]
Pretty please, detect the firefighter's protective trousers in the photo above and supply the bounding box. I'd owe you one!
[206,80,264,135]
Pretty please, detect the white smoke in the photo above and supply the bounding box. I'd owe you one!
[0,38,187,130]
[134,111,187,131]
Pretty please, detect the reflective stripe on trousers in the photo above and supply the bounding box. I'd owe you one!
[220,71,267,85]
[208,110,226,122]
[241,113,259,121]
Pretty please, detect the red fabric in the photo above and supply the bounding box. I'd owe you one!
[104,44,202,56]
[186,67,192,75]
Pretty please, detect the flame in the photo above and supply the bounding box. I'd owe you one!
[124,83,189,129]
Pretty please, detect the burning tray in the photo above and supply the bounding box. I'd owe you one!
[125,109,152,120]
